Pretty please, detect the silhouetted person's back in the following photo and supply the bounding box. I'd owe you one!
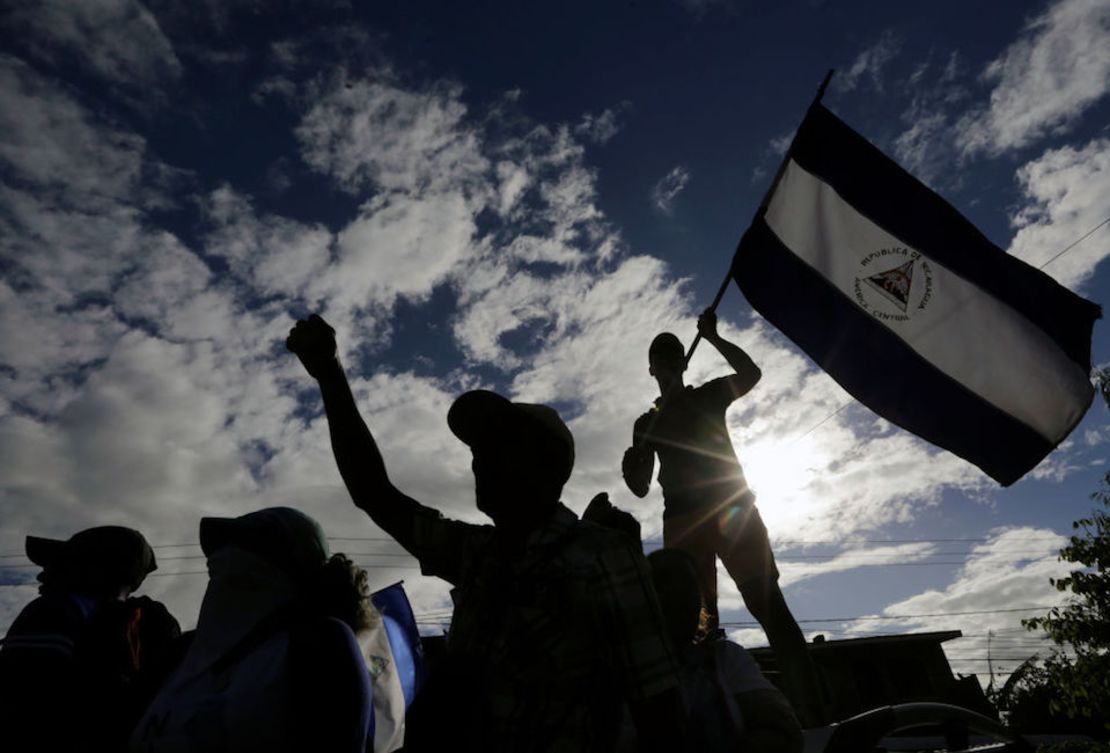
[0,526,176,753]
[287,313,685,753]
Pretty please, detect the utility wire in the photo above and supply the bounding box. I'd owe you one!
[0,535,1068,560]
[1036,215,1110,271]
[0,553,1060,570]
[718,605,1056,626]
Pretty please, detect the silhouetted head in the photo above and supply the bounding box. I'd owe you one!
[448,390,574,528]
[200,506,329,583]
[28,526,156,599]
[649,332,686,389]
[647,548,707,648]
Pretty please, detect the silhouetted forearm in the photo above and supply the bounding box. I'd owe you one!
[315,365,421,542]
[708,334,761,393]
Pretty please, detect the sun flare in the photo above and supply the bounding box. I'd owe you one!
[737,434,829,534]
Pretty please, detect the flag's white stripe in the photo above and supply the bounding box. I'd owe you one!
[360,623,407,752]
[765,158,1090,443]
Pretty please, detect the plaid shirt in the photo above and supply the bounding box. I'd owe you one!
[408,502,678,752]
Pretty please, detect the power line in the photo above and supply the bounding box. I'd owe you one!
[413,606,1064,632]
[0,533,1067,558]
[719,605,1055,626]
[1036,215,1110,271]
[0,552,1060,572]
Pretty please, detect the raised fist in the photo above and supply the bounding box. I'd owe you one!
[286,314,340,379]
[696,309,719,340]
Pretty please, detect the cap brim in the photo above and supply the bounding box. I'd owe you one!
[25,536,65,568]
[447,390,517,448]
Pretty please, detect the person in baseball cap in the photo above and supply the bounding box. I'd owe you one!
[1,526,168,752]
[26,525,157,598]
[199,506,330,582]
[446,389,575,527]
[287,313,685,752]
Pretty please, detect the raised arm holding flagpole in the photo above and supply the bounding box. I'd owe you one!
[619,78,839,721]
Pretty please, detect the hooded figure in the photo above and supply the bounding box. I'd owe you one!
[0,525,173,753]
[130,508,371,753]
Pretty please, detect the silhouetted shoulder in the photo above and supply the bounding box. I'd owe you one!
[1,594,87,659]
[697,374,755,410]
[408,507,495,585]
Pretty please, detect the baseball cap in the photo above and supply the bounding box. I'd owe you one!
[26,526,157,592]
[200,507,329,580]
[447,390,575,487]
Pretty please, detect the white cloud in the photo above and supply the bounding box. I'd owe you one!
[1007,136,1110,289]
[957,0,1110,157]
[715,545,944,608]
[0,57,149,210]
[890,54,972,187]
[204,187,333,300]
[296,77,490,197]
[651,165,691,215]
[835,30,902,94]
[495,160,531,216]
[574,106,626,145]
[769,132,793,157]
[894,112,953,185]
[1028,441,1085,482]
[333,192,478,310]
[847,528,1072,678]
[2,0,182,89]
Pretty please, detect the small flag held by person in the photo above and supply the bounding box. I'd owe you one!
[366,582,426,752]
[732,92,1101,486]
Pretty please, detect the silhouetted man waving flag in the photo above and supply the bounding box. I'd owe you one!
[622,310,825,726]
[288,314,685,753]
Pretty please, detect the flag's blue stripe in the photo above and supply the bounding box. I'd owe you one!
[371,583,425,707]
[734,217,1054,486]
[787,104,1100,371]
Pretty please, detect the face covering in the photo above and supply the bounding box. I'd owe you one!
[174,546,300,682]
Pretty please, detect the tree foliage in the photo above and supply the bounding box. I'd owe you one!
[1013,471,1110,732]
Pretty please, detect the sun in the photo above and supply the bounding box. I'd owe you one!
[737,433,829,534]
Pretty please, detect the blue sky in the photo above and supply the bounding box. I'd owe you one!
[1,0,1108,687]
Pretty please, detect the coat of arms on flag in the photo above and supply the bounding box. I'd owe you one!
[731,82,1101,486]
[863,257,915,312]
[363,582,426,752]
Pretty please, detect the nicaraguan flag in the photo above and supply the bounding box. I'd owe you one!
[362,582,426,752]
[734,103,1101,486]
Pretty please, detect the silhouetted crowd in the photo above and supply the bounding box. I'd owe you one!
[0,312,813,752]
